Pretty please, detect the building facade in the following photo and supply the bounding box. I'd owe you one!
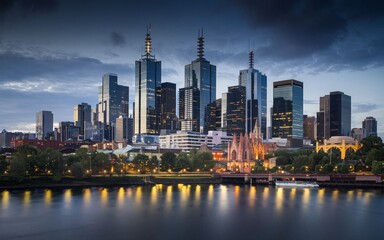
[135,27,161,135]
[226,85,246,136]
[160,82,177,131]
[97,73,129,141]
[362,116,377,137]
[272,80,303,148]
[239,51,267,138]
[74,102,92,140]
[58,121,80,142]
[36,111,53,140]
[179,30,216,133]
[303,115,316,143]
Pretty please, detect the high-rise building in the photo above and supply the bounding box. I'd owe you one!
[303,115,316,143]
[179,29,216,133]
[226,85,246,136]
[160,82,177,131]
[36,111,53,140]
[97,73,129,141]
[135,27,161,135]
[215,99,222,130]
[352,128,364,143]
[362,116,377,137]
[272,80,303,148]
[115,115,129,143]
[179,87,200,132]
[58,121,80,142]
[239,51,267,138]
[317,91,351,140]
[74,102,92,140]
[221,92,228,130]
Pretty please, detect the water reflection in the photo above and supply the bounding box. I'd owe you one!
[117,187,125,209]
[207,184,214,207]
[100,188,108,207]
[218,185,228,215]
[23,191,31,207]
[1,190,9,210]
[64,189,72,209]
[83,188,91,208]
[165,185,173,212]
[135,187,142,207]
[44,189,52,207]
[248,186,256,208]
[194,185,201,207]
[302,188,310,211]
[275,188,283,213]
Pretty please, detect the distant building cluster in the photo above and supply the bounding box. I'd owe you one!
[1,27,378,155]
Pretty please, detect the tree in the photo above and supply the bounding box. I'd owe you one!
[191,152,214,171]
[0,155,8,173]
[148,156,159,173]
[133,154,150,173]
[371,161,383,174]
[160,151,176,171]
[322,163,334,174]
[9,156,26,182]
[360,136,383,155]
[71,162,84,179]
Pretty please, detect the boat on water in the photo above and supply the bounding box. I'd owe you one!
[275,181,319,188]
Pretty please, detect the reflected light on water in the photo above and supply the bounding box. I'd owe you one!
[363,192,373,205]
[165,185,173,212]
[207,185,214,206]
[83,188,91,207]
[180,184,191,209]
[317,188,325,205]
[290,188,297,201]
[1,191,10,210]
[302,189,310,211]
[195,185,201,206]
[23,191,31,207]
[117,187,125,209]
[332,189,339,202]
[100,188,108,207]
[233,185,240,206]
[262,187,269,208]
[275,188,283,213]
[347,190,354,203]
[44,189,52,207]
[135,187,142,206]
[150,186,158,206]
[64,189,72,208]
[218,185,228,214]
[248,186,256,208]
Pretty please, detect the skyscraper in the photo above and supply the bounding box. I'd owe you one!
[179,29,216,133]
[115,115,129,142]
[272,80,303,147]
[97,73,129,141]
[239,51,267,138]
[36,111,53,140]
[58,121,80,142]
[362,116,377,137]
[226,85,246,136]
[74,102,92,140]
[317,91,351,140]
[160,82,177,131]
[135,27,161,135]
[303,115,316,143]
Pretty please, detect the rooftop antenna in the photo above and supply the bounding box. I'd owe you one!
[143,24,154,59]
[197,28,205,59]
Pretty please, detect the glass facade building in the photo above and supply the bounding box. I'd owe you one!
[362,116,377,137]
[97,73,129,141]
[179,30,216,133]
[36,110,53,140]
[74,102,92,140]
[134,28,161,135]
[239,51,267,138]
[160,82,177,131]
[272,80,303,147]
[226,85,246,136]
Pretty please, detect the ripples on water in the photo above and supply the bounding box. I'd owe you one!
[1,185,384,240]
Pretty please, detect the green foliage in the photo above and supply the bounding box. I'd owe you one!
[71,162,84,179]
[0,155,9,173]
[276,156,291,166]
[190,152,214,171]
[9,156,26,183]
[337,164,350,174]
[322,163,334,174]
[371,161,383,174]
[133,154,150,173]
[292,155,308,172]
[175,152,190,172]
[160,152,176,171]
[360,136,383,155]
[315,165,323,174]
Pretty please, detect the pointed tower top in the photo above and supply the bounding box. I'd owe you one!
[197,28,205,60]
[249,50,254,69]
[143,24,154,59]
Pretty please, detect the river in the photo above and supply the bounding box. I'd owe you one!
[1,185,384,240]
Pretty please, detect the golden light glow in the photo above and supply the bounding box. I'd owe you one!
[23,191,31,207]
[117,187,125,208]
[100,188,108,207]
[1,191,10,210]
[83,188,91,207]
[44,189,52,206]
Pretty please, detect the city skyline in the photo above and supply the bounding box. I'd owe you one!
[1,0,384,138]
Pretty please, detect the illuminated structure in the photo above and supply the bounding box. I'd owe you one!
[36,110,53,140]
[316,136,362,160]
[179,29,216,133]
[226,85,246,136]
[160,82,177,131]
[272,80,303,148]
[74,102,92,139]
[239,50,267,138]
[135,26,161,135]
[227,122,266,173]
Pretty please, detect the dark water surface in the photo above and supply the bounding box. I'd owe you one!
[1,185,384,240]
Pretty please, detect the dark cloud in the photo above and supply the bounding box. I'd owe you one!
[237,0,384,61]
[0,51,133,85]
[19,0,58,14]
[109,32,126,47]
[353,103,379,113]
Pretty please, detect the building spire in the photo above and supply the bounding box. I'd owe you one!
[197,28,205,59]
[143,24,154,59]
[249,50,254,69]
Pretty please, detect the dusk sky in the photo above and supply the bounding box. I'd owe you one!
[1,0,384,137]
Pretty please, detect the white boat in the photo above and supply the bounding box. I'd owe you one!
[275,181,319,188]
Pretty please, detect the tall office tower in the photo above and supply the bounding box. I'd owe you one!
[160,82,177,131]
[239,51,267,138]
[36,110,53,140]
[74,102,92,140]
[179,29,216,133]
[221,93,228,131]
[215,99,222,130]
[362,116,377,137]
[97,73,129,141]
[58,121,80,142]
[179,87,200,131]
[317,91,351,140]
[303,115,316,143]
[272,80,303,148]
[135,27,161,135]
[115,115,129,142]
[226,85,246,136]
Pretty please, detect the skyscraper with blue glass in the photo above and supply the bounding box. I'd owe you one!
[179,30,216,133]
[135,27,161,135]
[239,50,267,138]
[272,79,303,147]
